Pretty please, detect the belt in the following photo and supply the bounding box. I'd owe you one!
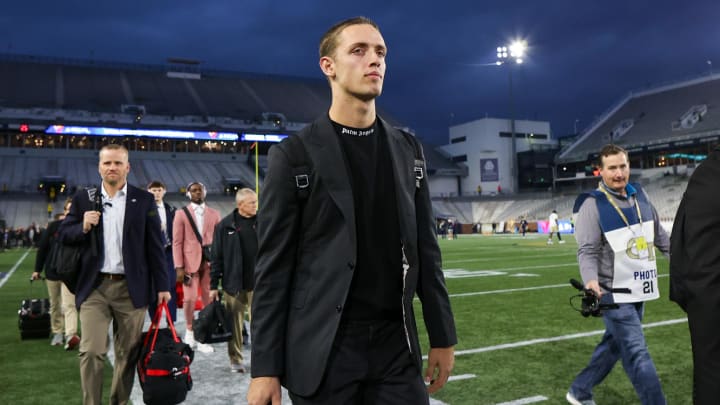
[99,273,125,281]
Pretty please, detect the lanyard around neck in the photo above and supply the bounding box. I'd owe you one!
[598,185,643,230]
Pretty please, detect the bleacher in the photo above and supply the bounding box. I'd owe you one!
[559,74,720,163]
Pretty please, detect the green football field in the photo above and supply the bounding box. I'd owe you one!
[0,235,692,404]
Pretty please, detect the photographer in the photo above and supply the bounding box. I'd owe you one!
[566,144,669,405]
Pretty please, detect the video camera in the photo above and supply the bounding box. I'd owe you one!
[569,279,630,317]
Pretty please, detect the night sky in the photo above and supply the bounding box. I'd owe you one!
[1,0,717,145]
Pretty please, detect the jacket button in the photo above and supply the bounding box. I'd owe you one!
[336,305,342,313]
[347,261,354,270]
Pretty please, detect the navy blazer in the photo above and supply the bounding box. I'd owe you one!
[59,184,169,309]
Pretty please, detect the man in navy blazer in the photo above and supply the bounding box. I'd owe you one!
[59,144,170,405]
[147,180,178,322]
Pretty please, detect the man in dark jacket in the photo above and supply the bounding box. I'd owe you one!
[247,17,456,405]
[669,146,720,405]
[210,188,257,373]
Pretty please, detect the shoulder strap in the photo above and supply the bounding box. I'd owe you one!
[182,207,203,245]
[281,135,312,200]
[397,129,425,189]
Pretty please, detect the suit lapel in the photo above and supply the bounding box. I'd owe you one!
[304,116,356,248]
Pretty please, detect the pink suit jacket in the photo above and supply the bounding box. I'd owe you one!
[172,204,221,273]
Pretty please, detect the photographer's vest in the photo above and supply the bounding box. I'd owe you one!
[591,184,659,303]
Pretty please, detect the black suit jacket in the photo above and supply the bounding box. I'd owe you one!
[251,115,457,395]
[59,184,169,309]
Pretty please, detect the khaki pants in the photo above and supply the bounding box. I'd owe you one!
[45,279,64,334]
[224,290,252,364]
[79,278,146,405]
[61,283,78,336]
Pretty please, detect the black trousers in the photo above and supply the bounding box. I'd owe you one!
[289,319,429,405]
[687,295,720,405]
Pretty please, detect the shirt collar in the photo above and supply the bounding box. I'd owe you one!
[101,182,127,200]
[599,180,636,199]
[191,202,205,210]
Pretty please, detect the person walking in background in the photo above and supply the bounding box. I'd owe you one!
[59,144,170,405]
[32,198,80,350]
[173,181,221,353]
[669,145,720,404]
[210,188,258,373]
[146,180,178,322]
[566,144,668,405]
[248,16,456,405]
[547,209,565,244]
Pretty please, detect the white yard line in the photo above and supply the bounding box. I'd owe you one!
[495,395,549,405]
[0,249,32,289]
[448,273,669,298]
[426,318,687,360]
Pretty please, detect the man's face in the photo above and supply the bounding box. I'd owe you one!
[98,149,130,187]
[321,24,387,101]
[188,184,205,204]
[599,152,630,193]
[237,194,258,217]
[148,186,166,203]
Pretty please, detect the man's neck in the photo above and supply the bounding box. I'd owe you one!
[328,95,376,128]
[103,182,125,198]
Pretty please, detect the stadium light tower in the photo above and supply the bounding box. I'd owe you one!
[496,40,527,194]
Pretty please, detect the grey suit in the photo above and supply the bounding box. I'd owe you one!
[250,115,457,396]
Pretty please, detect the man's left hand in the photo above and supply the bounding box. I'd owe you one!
[425,346,455,394]
[157,291,171,304]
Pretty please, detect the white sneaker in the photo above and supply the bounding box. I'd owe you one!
[50,333,64,346]
[566,391,596,405]
[559,240,566,244]
[184,330,196,348]
[547,240,554,245]
[196,342,214,353]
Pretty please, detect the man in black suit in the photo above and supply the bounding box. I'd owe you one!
[670,146,720,405]
[59,144,170,405]
[147,180,178,322]
[248,17,457,405]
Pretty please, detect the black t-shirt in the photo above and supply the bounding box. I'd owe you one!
[332,118,403,321]
[234,211,257,289]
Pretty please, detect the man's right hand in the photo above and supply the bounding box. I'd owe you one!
[83,210,101,233]
[247,376,281,405]
[31,271,41,281]
[585,279,602,298]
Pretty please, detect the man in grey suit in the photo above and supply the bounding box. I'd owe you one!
[60,144,170,405]
[248,16,457,405]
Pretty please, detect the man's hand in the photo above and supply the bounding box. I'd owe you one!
[175,267,185,283]
[31,271,41,281]
[157,291,171,304]
[83,210,101,233]
[585,279,602,298]
[425,346,455,394]
[209,289,219,301]
[247,376,282,405]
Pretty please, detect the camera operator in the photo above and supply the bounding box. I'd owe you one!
[566,144,670,405]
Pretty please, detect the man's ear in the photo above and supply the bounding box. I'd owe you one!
[319,56,335,78]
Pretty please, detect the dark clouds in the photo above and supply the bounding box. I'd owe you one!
[0,0,717,145]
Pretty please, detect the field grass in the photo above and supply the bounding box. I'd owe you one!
[0,234,693,404]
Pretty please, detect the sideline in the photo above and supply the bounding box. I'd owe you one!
[0,249,32,289]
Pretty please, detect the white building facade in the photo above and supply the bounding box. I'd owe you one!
[439,118,554,195]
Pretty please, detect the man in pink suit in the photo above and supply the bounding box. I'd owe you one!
[172,181,221,353]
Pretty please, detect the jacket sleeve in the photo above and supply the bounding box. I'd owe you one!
[413,139,458,349]
[58,191,91,246]
[251,143,300,378]
[210,220,224,290]
[34,223,54,273]
[172,210,185,269]
[145,197,169,293]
